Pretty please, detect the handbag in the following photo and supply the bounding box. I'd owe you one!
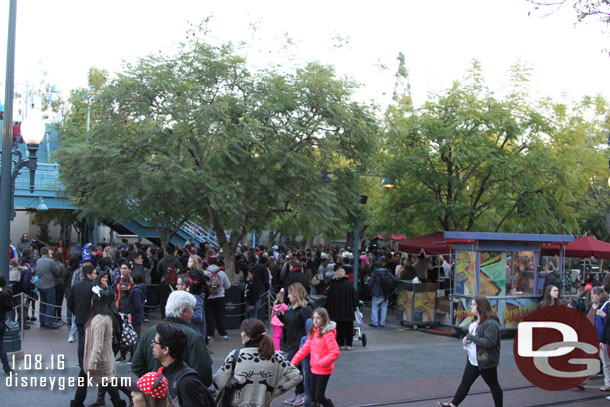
[119,313,138,347]
[216,349,241,407]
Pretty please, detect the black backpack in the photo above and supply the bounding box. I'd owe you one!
[169,364,216,407]
[379,269,396,298]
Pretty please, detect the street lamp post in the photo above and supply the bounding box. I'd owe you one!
[1,0,45,281]
[81,87,95,141]
[352,171,395,292]
[0,0,19,283]
[81,88,99,245]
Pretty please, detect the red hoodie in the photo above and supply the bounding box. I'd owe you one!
[291,321,340,375]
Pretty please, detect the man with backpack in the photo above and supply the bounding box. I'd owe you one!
[151,322,215,407]
[204,257,231,341]
[367,256,398,328]
[157,246,183,319]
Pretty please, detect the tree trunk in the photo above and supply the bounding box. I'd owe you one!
[65,224,72,247]
[205,202,244,285]
[221,244,241,285]
[159,234,168,250]
[59,223,65,245]
[346,231,354,249]
[269,230,279,246]
[157,225,169,250]
[305,236,314,250]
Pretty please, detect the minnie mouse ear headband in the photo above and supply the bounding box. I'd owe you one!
[137,367,168,399]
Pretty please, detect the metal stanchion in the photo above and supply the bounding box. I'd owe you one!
[20,291,24,338]
[21,292,60,326]
[267,290,272,323]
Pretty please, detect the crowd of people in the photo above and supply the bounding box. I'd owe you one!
[6,235,390,406]
[9,232,610,406]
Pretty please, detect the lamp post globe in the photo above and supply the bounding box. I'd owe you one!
[20,113,46,145]
[381,178,396,188]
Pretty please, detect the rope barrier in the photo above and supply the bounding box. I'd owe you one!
[6,286,277,334]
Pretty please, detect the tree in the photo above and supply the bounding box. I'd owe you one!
[529,1,610,26]
[376,62,583,235]
[57,26,377,282]
[56,65,199,249]
[559,95,610,239]
[28,209,83,245]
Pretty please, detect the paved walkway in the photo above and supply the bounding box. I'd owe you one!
[2,306,606,406]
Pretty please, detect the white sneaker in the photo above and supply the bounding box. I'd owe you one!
[68,337,74,343]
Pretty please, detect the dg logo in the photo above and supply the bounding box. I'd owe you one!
[514,305,600,391]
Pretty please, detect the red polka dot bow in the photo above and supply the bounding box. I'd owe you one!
[137,367,168,399]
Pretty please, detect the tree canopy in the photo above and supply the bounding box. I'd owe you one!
[374,62,592,236]
[56,26,377,279]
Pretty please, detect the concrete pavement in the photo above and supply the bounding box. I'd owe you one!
[1,306,606,406]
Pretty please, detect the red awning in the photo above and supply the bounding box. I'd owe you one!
[396,232,452,255]
[376,233,407,241]
[541,236,610,260]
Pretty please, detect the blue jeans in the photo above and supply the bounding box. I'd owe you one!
[371,295,388,326]
[38,287,56,326]
[287,348,305,395]
[77,323,86,368]
[245,299,261,320]
[68,312,77,340]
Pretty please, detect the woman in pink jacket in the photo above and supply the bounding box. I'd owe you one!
[291,308,340,407]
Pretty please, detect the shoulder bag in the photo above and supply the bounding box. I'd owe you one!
[216,349,241,407]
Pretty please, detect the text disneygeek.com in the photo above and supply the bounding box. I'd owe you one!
[5,353,131,391]
[5,372,132,391]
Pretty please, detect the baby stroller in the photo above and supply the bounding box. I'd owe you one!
[353,303,367,347]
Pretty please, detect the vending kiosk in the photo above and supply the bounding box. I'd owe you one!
[445,232,573,331]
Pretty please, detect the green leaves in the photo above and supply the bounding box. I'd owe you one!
[56,25,377,251]
[377,63,584,236]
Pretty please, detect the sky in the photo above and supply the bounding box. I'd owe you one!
[1,0,610,117]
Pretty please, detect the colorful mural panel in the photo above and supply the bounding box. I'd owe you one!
[452,296,539,329]
[454,250,476,295]
[403,290,436,323]
[479,251,507,296]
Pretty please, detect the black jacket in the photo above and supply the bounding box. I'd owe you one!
[132,317,213,386]
[165,360,215,407]
[245,276,263,307]
[326,277,358,322]
[131,264,147,283]
[67,279,95,324]
[157,255,183,283]
[253,264,270,291]
[284,270,310,295]
[279,304,313,349]
[0,288,13,321]
[543,271,562,292]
